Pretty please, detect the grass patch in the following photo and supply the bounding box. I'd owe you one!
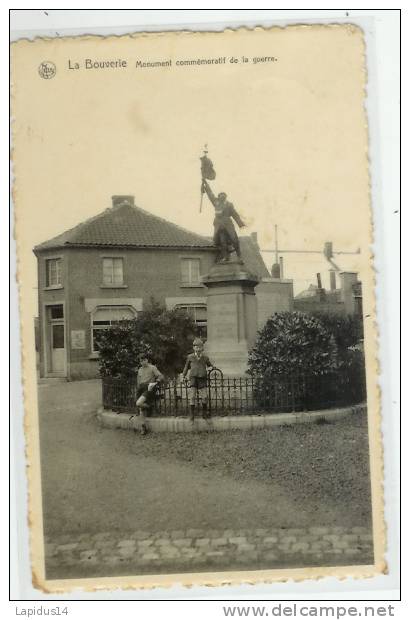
[130,409,372,525]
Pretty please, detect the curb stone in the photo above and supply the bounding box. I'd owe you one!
[45,525,374,578]
[98,405,366,434]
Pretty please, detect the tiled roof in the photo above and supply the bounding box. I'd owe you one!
[34,203,214,251]
[239,237,270,278]
[34,201,270,279]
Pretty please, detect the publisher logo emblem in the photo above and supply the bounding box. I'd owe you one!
[38,61,56,79]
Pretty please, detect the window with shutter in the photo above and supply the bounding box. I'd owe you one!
[180,258,201,286]
[102,258,124,285]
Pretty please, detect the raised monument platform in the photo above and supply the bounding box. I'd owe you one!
[202,260,259,376]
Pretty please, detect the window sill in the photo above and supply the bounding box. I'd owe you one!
[44,285,64,291]
[99,284,128,289]
[180,284,204,289]
[88,353,100,360]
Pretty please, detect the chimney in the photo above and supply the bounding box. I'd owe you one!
[112,195,135,208]
[250,232,258,246]
[271,263,281,278]
[329,270,337,291]
[279,256,284,279]
[316,273,326,302]
[324,241,333,260]
[340,272,358,315]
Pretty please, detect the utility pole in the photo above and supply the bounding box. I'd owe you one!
[262,227,360,283]
[271,224,281,278]
[262,231,360,258]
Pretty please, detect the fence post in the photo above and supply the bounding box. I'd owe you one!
[291,375,296,412]
[208,368,224,416]
[172,381,177,417]
[208,372,212,415]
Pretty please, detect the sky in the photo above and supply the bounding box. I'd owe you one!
[12,26,369,318]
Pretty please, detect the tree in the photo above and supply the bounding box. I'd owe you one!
[248,311,338,378]
[97,300,196,378]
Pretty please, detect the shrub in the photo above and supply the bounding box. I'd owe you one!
[97,300,196,379]
[248,311,366,410]
[312,313,364,351]
[248,311,338,379]
[312,314,366,401]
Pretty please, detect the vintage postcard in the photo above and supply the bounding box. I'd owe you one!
[11,24,385,592]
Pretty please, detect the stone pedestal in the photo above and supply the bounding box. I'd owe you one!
[202,260,259,376]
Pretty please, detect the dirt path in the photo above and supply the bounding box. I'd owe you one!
[38,380,367,539]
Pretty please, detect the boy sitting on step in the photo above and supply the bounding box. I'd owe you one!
[135,355,164,435]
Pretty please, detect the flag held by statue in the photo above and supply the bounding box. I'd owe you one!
[200,155,216,180]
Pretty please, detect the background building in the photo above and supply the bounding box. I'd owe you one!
[292,242,363,316]
[34,196,278,380]
[34,197,363,380]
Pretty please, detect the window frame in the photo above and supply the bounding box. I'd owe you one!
[180,257,202,288]
[174,303,207,339]
[49,304,64,320]
[44,256,63,289]
[101,256,126,288]
[90,304,136,355]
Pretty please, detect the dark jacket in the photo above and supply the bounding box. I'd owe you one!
[203,180,244,247]
[213,203,243,245]
[182,353,213,379]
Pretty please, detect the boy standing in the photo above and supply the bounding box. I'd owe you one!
[182,338,214,421]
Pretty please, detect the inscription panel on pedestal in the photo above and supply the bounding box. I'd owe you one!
[208,297,238,341]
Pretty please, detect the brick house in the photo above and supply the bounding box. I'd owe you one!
[34,195,270,380]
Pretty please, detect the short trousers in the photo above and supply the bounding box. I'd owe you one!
[136,383,156,407]
[188,377,208,404]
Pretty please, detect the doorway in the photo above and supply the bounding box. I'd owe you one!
[45,304,66,377]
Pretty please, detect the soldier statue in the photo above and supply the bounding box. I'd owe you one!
[200,150,245,263]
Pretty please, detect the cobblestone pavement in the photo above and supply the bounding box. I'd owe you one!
[45,526,374,580]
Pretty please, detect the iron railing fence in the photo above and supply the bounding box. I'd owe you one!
[102,367,366,417]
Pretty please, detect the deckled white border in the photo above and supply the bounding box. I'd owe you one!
[9,8,400,602]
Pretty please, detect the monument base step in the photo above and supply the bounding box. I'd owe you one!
[97,405,365,433]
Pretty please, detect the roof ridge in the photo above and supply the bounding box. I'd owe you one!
[34,202,215,251]
[33,206,114,251]
[128,203,210,243]
[32,204,270,277]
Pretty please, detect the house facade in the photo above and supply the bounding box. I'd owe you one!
[34,196,272,380]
